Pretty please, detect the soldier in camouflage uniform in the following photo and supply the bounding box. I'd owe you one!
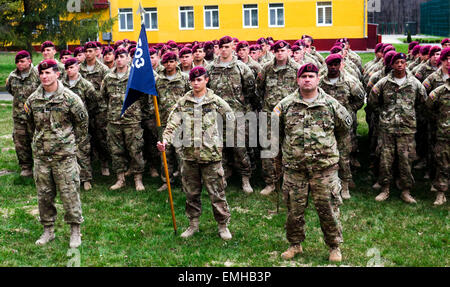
[319,54,365,199]
[411,45,431,75]
[274,63,352,263]
[336,38,363,73]
[236,41,262,81]
[206,36,257,193]
[257,37,275,66]
[426,77,449,206]
[102,46,115,70]
[6,51,40,177]
[256,40,300,196]
[74,47,86,64]
[415,46,441,83]
[25,59,88,249]
[100,48,146,191]
[363,43,384,73]
[80,41,111,176]
[368,53,427,204]
[193,44,209,67]
[62,58,98,191]
[301,35,326,67]
[179,47,194,75]
[34,41,66,79]
[158,67,234,240]
[154,52,191,191]
[364,45,395,86]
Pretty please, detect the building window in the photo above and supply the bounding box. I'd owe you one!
[204,5,219,29]
[119,8,133,31]
[317,1,332,26]
[243,4,258,28]
[269,3,284,27]
[144,8,158,30]
[179,6,194,30]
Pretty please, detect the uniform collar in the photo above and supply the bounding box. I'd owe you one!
[184,88,215,105]
[35,80,65,100]
[212,55,237,67]
[292,88,328,107]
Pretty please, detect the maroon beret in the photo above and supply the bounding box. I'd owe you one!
[59,50,72,59]
[412,45,421,56]
[114,40,124,49]
[249,44,261,52]
[84,41,97,50]
[160,45,170,56]
[236,41,249,52]
[383,45,395,54]
[189,66,207,81]
[95,41,103,48]
[192,44,204,53]
[204,41,214,50]
[429,46,441,57]
[257,37,267,45]
[330,45,343,54]
[219,36,233,48]
[102,46,114,56]
[127,44,136,53]
[179,47,193,57]
[154,43,165,50]
[408,41,419,51]
[167,42,178,49]
[149,48,157,56]
[441,38,450,45]
[291,45,301,52]
[129,48,137,58]
[191,41,199,46]
[177,44,184,50]
[439,48,450,63]
[301,35,314,44]
[325,53,343,65]
[233,37,239,43]
[374,43,384,53]
[272,40,289,52]
[266,37,274,43]
[212,40,219,46]
[38,59,58,73]
[185,43,193,49]
[297,63,319,78]
[161,52,177,64]
[123,39,130,44]
[73,47,85,57]
[15,50,31,63]
[420,45,431,56]
[114,48,128,59]
[384,51,397,66]
[390,52,407,66]
[64,58,79,69]
[41,41,55,52]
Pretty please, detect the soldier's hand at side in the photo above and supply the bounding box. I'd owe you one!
[157,141,167,152]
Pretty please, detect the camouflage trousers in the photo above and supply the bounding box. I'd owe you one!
[262,153,282,185]
[337,132,352,181]
[90,111,110,164]
[160,144,180,183]
[12,120,33,170]
[182,160,231,225]
[107,123,145,175]
[432,139,449,193]
[283,164,343,248]
[142,118,161,172]
[77,134,92,182]
[34,156,83,226]
[378,133,416,190]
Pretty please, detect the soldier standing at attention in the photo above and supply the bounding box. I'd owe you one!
[62,58,98,191]
[206,36,257,193]
[275,63,352,263]
[6,51,40,177]
[74,47,86,64]
[157,67,234,240]
[236,41,262,80]
[35,41,66,79]
[193,44,209,67]
[102,46,115,70]
[100,48,146,191]
[257,40,300,196]
[369,53,427,204]
[179,47,194,75]
[59,50,73,65]
[249,44,262,63]
[80,41,111,177]
[25,59,89,248]
[257,37,274,66]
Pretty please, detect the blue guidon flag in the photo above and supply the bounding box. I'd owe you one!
[121,24,158,116]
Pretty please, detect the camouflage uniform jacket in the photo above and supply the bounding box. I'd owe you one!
[206,55,257,112]
[308,47,326,66]
[62,74,98,114]
[154,64,165,74]
[163,88,235,163]
[79,59,110,113]
[155,67,192,126]
[366,67,389,95]
[100,67,144,125]
[24,81,89,159]
[304,53,322,68]
[423,68,448,94]
[274,88,352,171]
[415,59,439,82]
[194,59,209,68]
[426,80,450,140]
[368,71,427,135]
[364,57,381,73]
[6,66,40,123]
[257,57,301,111]
[347,49,363,72]
[411,59,427,75]
[258,51,274,66]
[408,57,423,72]
[240,56,262,82]
[319,73,366,113]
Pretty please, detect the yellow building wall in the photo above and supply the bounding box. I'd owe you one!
[70,0,367,44]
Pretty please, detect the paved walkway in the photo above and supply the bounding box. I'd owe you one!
[0,92,12,101]
[381,34,444,45]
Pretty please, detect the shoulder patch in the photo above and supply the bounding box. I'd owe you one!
[423,80,430,90]
[371,85,380,95]
[345,116,352,126]
[273,105,282,117]
[24,103,30,114]
[429,91,436,101]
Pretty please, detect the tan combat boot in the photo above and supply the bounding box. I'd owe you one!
[218,224,232,241]
[375,185,390,202]
[242,176,253,193]
[69,224,81,248]
[260,184,276,196]
[83,181,92,191]
[110,173,126,190]
[134,174,145,191]
[433,192,447,206]
[341,181,351,199]
[20,168,33,177]
[157,183,168,192]
[149,167,159,178]
[35,225,55,246]
[281,244,303,260]
[329,247,342,262]
[181,218,199,238]
[400,190,417,204]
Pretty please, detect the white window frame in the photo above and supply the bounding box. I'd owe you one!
[316,1,333,26]
[144,7,158,31]
[243,4,259,28]
[118,8,134,32]
[268,3,284,28]
[179,6,195,30]
[204,5,219,30]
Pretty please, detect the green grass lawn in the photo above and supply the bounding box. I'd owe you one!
[0,47,448,267]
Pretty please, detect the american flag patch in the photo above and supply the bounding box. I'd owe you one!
[423,80,430,89]
[371,86,380,94]
[24,103,30,114]
[273,105,282,116]
[429,92,436,101]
